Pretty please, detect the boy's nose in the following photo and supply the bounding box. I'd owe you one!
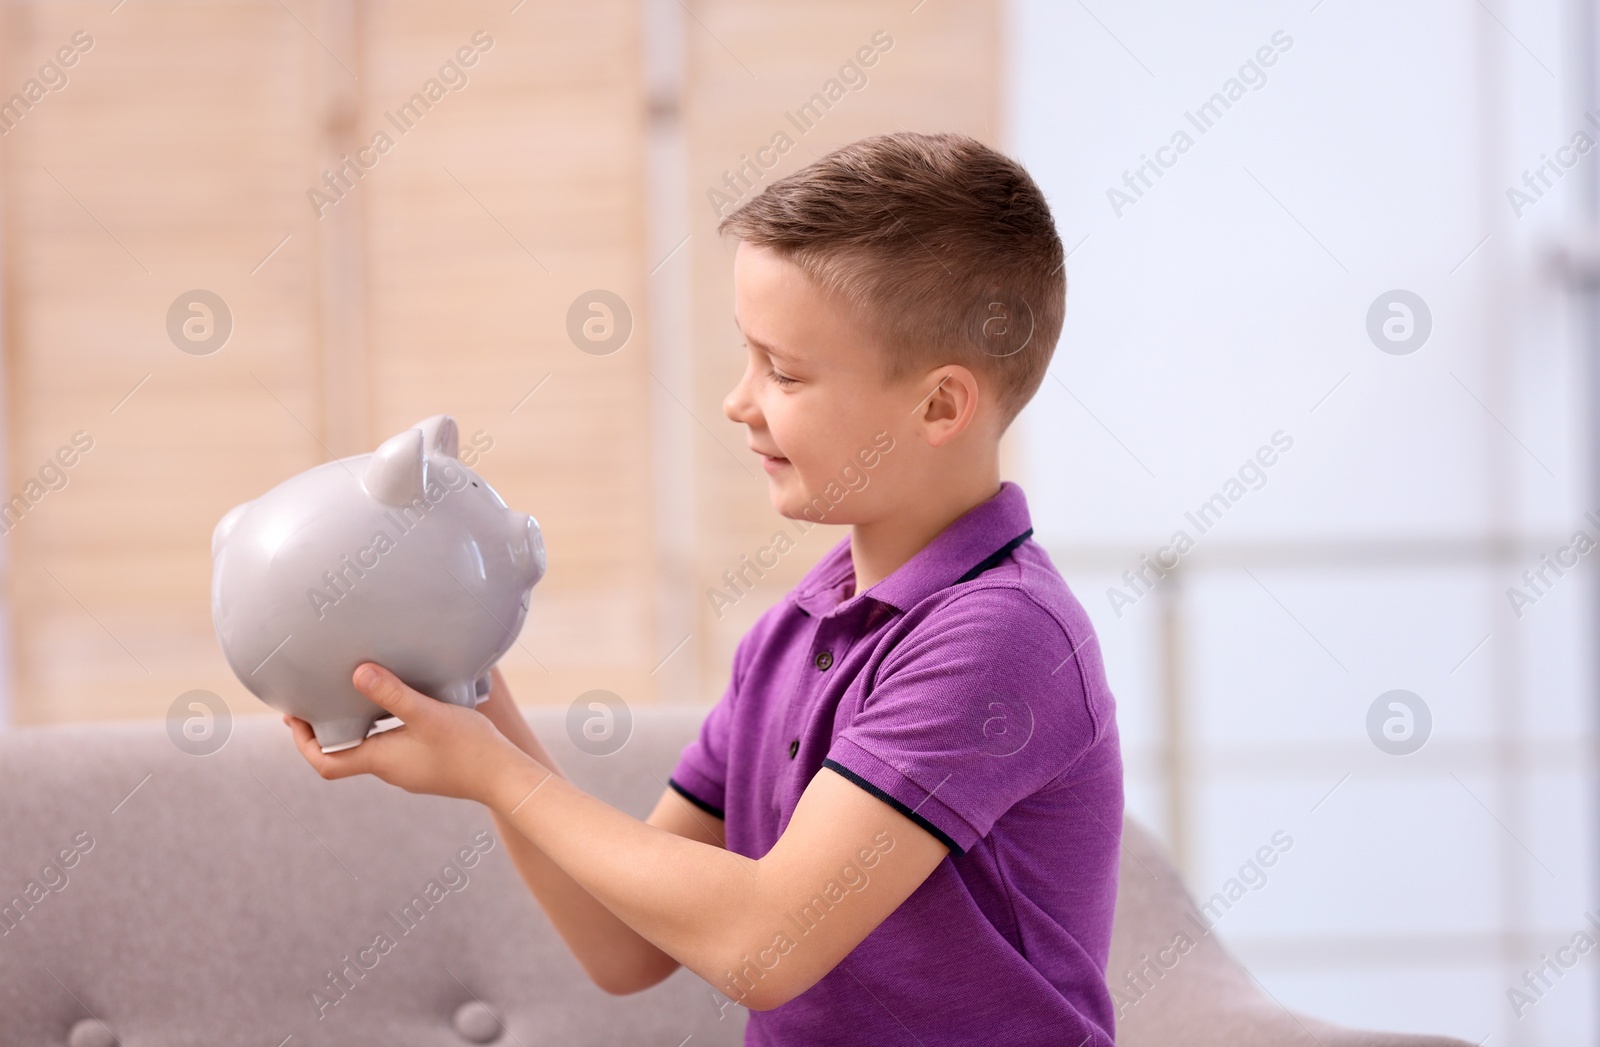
[723,371,757,425]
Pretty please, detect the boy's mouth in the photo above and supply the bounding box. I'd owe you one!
[750,445,791,473]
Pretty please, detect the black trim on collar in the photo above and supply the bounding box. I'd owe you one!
[821,758,965,857]
[953,527,1033,586]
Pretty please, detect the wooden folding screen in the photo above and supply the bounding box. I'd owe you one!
[0,0,1000,724]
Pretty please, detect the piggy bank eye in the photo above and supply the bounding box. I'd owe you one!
[471,482,479,488]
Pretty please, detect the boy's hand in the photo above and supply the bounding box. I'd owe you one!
[282,662,538,806]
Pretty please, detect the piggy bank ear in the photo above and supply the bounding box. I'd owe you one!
[415,415,460,460]
[364,428,427,507]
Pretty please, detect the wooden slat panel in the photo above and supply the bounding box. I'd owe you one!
[4,1,323,722]
[358,1,657,706]
[3,0,657,722]
[1,0,999,725]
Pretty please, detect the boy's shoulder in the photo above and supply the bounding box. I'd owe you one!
[896,538,1107,687]
[879,519,1092,633]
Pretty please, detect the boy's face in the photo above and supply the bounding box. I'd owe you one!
[723,242,924,524]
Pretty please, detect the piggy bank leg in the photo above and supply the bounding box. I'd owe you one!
[473,672,492,707]
[312,715,379,753]
[435,680,478,709]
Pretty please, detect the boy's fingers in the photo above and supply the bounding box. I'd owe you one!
[284,716,325,761]
[283,714,357,779]
[353,663,424,720]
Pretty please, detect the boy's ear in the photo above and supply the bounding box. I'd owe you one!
[914,365,982,447]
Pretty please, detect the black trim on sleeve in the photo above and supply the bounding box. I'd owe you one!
[667,777,725,820]
[954,527,1034,585]
[820,758,965,857]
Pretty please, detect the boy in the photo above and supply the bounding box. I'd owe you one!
[285,130,1123,1046]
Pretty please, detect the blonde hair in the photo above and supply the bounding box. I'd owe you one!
[718,131,1066,430]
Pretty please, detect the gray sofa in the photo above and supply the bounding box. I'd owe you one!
[0,707,1472,1046]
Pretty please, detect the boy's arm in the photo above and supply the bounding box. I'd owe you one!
[486,750,950,1011]
[286,665,951,1011]
[476,667,727,995]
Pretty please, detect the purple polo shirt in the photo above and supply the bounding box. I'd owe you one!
[669,481,1123,1046]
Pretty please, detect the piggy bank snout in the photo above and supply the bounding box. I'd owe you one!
[513,511,547,588]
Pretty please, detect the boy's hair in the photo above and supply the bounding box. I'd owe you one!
[717,131,1066,431]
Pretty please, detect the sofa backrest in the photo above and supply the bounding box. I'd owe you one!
[0,708,744,1047]
[0,706,1473,1046]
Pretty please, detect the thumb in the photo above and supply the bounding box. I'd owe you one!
[353,663,423,718]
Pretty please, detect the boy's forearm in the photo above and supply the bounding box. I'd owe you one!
[481,701,682,993]
[487,754,757,986]
[487,801,681,992]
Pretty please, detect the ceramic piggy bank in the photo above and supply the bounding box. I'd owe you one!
[210,415,546,752]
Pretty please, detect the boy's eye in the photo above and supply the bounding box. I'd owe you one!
[767,368,799,387]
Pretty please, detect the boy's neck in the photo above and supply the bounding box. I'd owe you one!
[847,466,1004,594]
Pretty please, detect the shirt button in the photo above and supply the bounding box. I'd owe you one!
[814,650,833,670]
[787,739,800,759]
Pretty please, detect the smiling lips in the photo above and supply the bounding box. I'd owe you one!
[750,445,790,472]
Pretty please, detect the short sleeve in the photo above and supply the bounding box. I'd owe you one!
[821,588,1104,857]
[666,629,755,820]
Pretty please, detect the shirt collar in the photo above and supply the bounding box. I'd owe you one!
[790,481,1034,618]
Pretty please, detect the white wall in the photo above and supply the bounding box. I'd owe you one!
[1009,0,1595,1041]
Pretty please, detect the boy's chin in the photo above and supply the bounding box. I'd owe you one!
[769,484,852,527]
[766,481,811,521]
[767,484,799,517]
